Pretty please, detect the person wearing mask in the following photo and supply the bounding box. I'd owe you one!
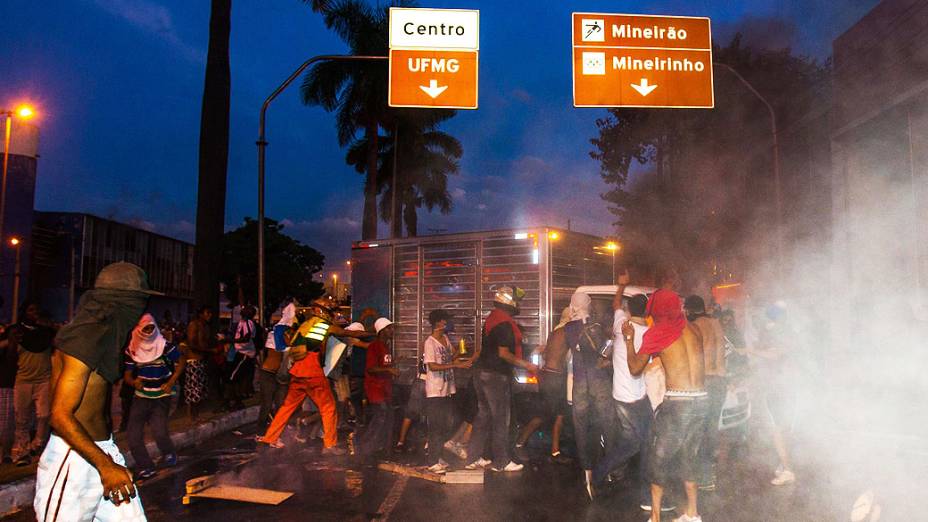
[258,298,367,454]
[565,291,613,499]
[224,306,257,411]
[465,287,538,473]
[34,263,157,521]
[422,310,471,473]
[257,302,296,429]
[684,295,728,491]
[626,285,708,522]
[0,325,18,464]
[123,313,185,479]
[184,306,215,421]
[356,318,399,457]
[12,301,56,466]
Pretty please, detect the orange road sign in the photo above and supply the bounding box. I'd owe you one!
[572,13,714,108]
[389,8,479,109]
[389,49,478,109]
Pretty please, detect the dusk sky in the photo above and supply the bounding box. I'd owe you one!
[1,0,878,278]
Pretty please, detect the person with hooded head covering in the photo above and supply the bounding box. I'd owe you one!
[256,300,297,429]
[123,313,185,479]
[625,287,708,522]
[35,262,159,522]
[561,291,614,499]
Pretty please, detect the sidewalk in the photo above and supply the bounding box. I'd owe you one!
[0,403,260,517]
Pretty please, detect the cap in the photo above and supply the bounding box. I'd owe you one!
[374,317,394,333]
[311,296,337,312]
[494,286,525,307]
[94,262,163,295]
[345,322,365,332]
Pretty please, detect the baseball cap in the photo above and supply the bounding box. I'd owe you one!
[374,317,394,333]
[345,322,365,332]
[94,262,163,295]
[494,286,525,307]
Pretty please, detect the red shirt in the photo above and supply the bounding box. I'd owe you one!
[364,339,393,404]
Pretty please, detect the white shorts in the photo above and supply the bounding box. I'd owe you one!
[34,434,146,522]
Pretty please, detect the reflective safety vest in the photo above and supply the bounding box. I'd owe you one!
[289,316,332,378]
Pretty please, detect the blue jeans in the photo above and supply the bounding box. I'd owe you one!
[697,376,727,485]
[570,369,613,470]
[647,396,710,486]
[467,370,512,467]
[594,396,652,501]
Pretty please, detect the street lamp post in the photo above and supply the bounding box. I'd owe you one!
[1,106,35,248]
[605,241,620,284]
[256,55,387,326]
[713,63,784,273]
[10,238,21,323]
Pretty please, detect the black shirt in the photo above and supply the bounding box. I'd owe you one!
[476,322,517,376]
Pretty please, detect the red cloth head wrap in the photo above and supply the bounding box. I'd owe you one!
[640,289,686,355]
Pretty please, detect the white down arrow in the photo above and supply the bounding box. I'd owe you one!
[419,80,449,99]
[631,78,658,97]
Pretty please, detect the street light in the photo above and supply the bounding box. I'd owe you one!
[9,237,21,323]
[256,55,387,326]
[713,63,783,275]
[332,273,339,302]
[605,241,620,284]
[2,105,35,249]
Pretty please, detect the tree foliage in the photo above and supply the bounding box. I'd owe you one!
[221,218,325,316]
[590,34,831,286]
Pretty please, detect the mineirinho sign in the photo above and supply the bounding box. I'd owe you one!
[572,13,714,108]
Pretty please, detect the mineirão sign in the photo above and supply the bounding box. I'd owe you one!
[572,13,714,108]
[389,8,479,109]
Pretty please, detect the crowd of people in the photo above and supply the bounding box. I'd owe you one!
[246,270,797,522]
[6,259,797,522]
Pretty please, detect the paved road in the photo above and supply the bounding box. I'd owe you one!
[3,421,915,521]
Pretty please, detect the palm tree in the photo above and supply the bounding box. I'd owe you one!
[193,0,231,313]
[347,111,462,237]
[301,0,411,239]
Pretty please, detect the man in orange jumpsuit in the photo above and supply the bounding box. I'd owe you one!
[257,297,369,455]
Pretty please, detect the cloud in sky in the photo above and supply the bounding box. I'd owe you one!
[92,0,203,63]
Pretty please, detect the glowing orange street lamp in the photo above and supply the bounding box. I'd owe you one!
[2,105,36,248]
[604,241,621,284]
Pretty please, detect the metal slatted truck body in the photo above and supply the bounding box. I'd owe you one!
[350,228,614,389]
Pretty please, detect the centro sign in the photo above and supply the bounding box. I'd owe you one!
[389,8,479,109]
[389,8,479,49]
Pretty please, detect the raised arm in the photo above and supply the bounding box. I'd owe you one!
[50,353,136,504]
[623,321,649,376]
[612,269,631,311]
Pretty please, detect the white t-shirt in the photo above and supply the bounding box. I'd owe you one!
[611,311,648,403]
[423,335,456,398]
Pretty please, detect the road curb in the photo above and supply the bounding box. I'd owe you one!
[0,405,260,517]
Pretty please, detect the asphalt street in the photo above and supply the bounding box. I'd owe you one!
[2,419,919,522]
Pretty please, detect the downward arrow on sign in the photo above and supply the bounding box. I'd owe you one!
[419,80,449,99]
[630,78,658,97]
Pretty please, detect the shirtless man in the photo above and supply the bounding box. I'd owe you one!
[36,263,158,521]
[684,295,727,490]
[627,285,707,522]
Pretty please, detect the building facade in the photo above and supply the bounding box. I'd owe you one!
[31,212,194,323]
[830,0,928,347]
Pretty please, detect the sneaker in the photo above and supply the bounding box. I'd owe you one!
[427,460,450,474]
[14,455,30,467]
[322,446,347,456]
[672,515,702,522]
[256,436,285,449]
[464,457,492,470]
[698,482,716,491]
[771,469,796,486]
[446,442,467,460]
[137,468,157,480]
[160,453,177,467]
[548,451,573,465]
[491,461,524,472]
[394,441,407,453]
[640,503,677,512]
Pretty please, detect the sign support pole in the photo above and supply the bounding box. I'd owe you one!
[257,54,387,325]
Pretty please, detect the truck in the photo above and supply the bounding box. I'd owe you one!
[350,227,617,382]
